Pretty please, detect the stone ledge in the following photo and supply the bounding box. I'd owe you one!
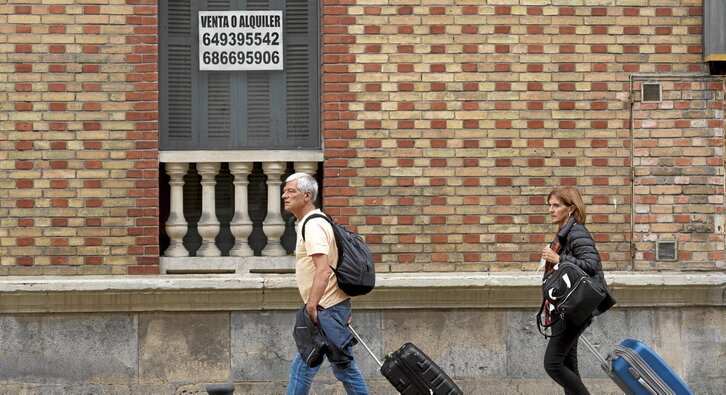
[160,256,296,274]
[159,149,324,163]
[0,272,722,313]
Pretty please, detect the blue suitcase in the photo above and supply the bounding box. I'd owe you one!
[581,336,693,395]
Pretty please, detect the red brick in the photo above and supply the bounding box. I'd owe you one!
[495,45,510,53]
[49,45,66,54]
[495,63,510,72]
[495,6,510,15]
[494,26,510,34]
[15,179,35,189]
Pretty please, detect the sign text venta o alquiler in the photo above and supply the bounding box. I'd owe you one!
[199,11,283,71]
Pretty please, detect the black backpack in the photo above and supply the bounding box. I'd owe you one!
[301,213,375,296]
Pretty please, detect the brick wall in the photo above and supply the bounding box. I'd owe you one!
[1,0,723,275]
[632,77,725,269]
[320,1,725,271]
[0,0,159,274]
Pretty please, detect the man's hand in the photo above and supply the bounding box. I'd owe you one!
[306,304,318,324]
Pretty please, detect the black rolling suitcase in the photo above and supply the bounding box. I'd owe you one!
[349,326,463,395]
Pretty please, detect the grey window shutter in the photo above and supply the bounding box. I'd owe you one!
[160,0,320,150]
[160,0,194,148]
[206,0,233,144]
[246,73,272,144]
[243,0,273,147]
[285,0,317,147]
[207,73,232,141]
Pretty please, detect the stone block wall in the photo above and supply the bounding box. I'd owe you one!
[0,0,159,274]
[0,307,722,394]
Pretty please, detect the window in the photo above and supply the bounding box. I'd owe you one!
[159,0,320,150]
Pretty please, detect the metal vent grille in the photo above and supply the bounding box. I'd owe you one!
[656,241,677,261]
[642,83,662,102]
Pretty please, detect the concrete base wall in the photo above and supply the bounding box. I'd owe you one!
[0,272,722,394]
[0,307,723,394]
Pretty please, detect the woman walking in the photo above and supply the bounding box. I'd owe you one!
[540,186,616,394]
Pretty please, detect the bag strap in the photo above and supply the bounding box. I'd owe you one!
[301,213,333,241]
[536,299,566,338]
[301,213,340,274]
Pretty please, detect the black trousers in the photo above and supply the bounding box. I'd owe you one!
[544,318,591,395]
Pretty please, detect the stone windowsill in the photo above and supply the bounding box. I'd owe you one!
[0,272,723,313]
[159,150,324,163]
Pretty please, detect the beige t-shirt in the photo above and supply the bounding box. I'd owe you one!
[295,209,348,308]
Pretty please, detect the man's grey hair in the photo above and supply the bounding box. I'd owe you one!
[285,173,318,203]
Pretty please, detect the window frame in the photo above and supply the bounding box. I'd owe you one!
[158,0,321,151]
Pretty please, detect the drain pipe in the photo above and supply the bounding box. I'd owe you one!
[628,73,635,271]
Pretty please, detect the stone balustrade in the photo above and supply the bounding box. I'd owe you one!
[158,150,323,274]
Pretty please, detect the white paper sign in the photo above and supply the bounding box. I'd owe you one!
[199,11,283,71]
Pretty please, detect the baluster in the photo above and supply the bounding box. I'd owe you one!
[196,162,221,257]
[229,162,254,257]
[294,162,317,178]
[261,161,286,256]
[164,162,190,257]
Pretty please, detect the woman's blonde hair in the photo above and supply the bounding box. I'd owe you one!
[547,186,586,225]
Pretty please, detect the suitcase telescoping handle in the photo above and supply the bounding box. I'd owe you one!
[348,325,383,368]
[579,335,609,370]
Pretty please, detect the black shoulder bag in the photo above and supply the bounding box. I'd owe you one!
[536,217,606,338]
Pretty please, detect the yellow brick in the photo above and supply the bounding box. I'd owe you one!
[75,15,110,24]
[8,15,42,23]
[100,24,133,34]
[10,34,43,44]
[110,266,128,274]
[100,5,132,14]
[78,266,112,275]
[41,14,76,24]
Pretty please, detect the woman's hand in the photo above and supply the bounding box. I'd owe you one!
[541,246,560,264]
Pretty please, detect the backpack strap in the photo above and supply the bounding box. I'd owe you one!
[301,213,333,241]
[301,213,341,274]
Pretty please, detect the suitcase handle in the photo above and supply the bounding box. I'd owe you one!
[579,334,610,372]
[628,367,658,395]
[348,325,383,368]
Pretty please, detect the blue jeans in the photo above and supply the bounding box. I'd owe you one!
[286,301,369,395]
[286,354,369,395]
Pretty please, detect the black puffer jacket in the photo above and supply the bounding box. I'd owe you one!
[556,217,616,315]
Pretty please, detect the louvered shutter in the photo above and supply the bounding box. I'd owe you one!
[284,0,317,147]
[204,0,233,145]
[160,0,320,150]
[160,0,195,148]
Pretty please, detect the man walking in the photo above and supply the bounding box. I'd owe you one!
[282,173,369,395]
